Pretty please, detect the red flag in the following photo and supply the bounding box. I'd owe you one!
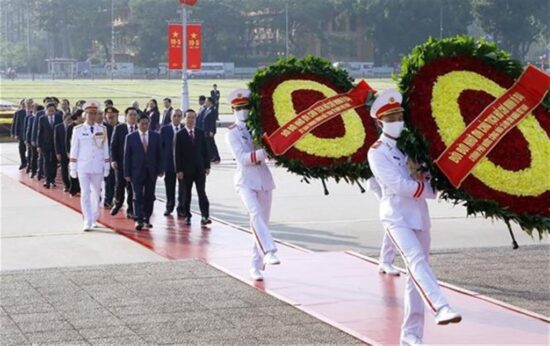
[167,23,202,70]
[179,0,198,5]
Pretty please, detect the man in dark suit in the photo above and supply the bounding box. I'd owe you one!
[54,113,73,191]
[25,104,41,176]
[210,84,220,111]
[103,106,118,208]
[175,109,212,226]
[110,107,138,218]
[161,97,173,126]
[124,114,163,230]
[66,110,84,196]
[196,95,206,131]
[203,97,221,163]
[11,98,31,170]
[160,108,184,217]
[37,103,63,188]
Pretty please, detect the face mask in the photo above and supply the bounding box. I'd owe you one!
[236,109,249,122]
[382,121,405,138]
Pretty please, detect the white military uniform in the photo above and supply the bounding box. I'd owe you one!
[367,90,449,341]
[226,90,277,272]
[69,101,110,230]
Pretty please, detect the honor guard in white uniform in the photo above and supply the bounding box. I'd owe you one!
[69,100,110,231]
[367,90,462,346]
[226,89,280,281]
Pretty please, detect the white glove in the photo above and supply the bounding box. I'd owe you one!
[70,170,77,179]
[255,149,268,162]
[104,163,110,178]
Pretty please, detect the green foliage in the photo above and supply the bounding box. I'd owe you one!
[248,56,373,186]
[397,35,549,236]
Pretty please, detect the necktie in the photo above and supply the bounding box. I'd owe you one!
[190,129,195,144]
[130,125,134,133]
[142,133,148,152]
[49,116,53,127]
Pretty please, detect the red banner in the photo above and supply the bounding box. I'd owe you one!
[262,80,375,156]
[179,0,198,5]
[167,23,202,70]
[435,65,550,188]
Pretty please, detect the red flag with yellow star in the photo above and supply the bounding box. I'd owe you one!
[167,23,201,70]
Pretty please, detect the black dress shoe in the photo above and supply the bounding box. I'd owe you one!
[30,173,36,179]
[135,222,143,231]
[163,210,171,216]
[126,211,134,219]
[63,186,69,192]
[177,212,185,218]
[43,183,50,189]
[19,164,27,170]
[184,217,191,225]
[37,175,43,181]
[201,217,212,226]
[145,221,153,228]
[104,202,112,209]
[110,205,121,216]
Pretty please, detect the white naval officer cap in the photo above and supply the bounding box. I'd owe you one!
[227,89,251,107]
[370,89,404,119]
[83,100,101,111]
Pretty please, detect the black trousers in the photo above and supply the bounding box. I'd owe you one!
[69,177,80,196]
[18,139,27,167]
[132,171,156,223]
[59,156,70,188]
[182,171,209,218]
[37,150,44,178]
[164,171,183,213]
[206,135,220,161]
[114,167,133,212]
[104,168,115,205]
[43,149,58,184]
[28,145,38,175]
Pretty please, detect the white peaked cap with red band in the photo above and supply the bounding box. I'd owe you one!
[370,89,404,119]
[83,100,101,111]
[228,88,251,107]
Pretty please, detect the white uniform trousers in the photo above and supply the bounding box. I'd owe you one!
[379,232,396,264]
[238,187,277,270]
[79,172,103,227]
[385,226,448,338]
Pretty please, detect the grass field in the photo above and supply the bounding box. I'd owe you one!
[1,78,396,114]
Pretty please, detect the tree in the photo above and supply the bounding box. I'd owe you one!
[472,0,548,60]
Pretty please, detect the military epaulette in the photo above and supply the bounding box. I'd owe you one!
[370,140,382,149]
[228,124,237,130]
[74,124,84,129]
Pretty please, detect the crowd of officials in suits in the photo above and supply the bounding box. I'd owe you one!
[10,84,222,230]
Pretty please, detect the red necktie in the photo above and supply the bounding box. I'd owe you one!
[190,129,195,144]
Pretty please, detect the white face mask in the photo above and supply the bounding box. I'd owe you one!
[382,121,405,138]
[235,109,249,122]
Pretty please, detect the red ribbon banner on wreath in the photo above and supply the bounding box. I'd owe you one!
[262,80,375,156]
[435,65,550,188]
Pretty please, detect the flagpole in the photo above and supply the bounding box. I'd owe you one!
[181,3,189,110]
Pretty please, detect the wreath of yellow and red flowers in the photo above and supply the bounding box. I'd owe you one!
[398,36,550,236]
[248,56,379,187]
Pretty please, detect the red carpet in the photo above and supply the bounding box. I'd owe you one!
[7,166,549,345]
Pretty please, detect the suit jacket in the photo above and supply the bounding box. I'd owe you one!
[196,106,206,131]
[210,89,220,104]
[25,115,35,144]
[148,109,160,132]
[54,123,69,158]
[66,123,76,153]
[31,110,45,145]
[102,122,114,146]
[123,131,162,182]
[111,123,132,166]
[203,107,218,134]
[160,124,180,173]
[11,109,29,138]
[175,127,210,176]
[161,107,173,126]
[37,114,62,151]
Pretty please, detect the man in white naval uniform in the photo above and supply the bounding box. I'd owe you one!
[69,100,110,231]
[226,88,280,281]
[367,89,461,346]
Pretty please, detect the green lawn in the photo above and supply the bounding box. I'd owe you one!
[1,78,396,114]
